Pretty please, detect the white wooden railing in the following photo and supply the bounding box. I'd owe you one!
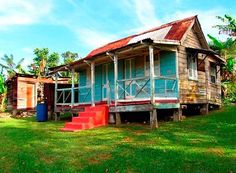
[117,76,178,100]
[56,76,178,105]
[56,85,91,105]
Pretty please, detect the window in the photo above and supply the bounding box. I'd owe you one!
[210,62,217,83]
[188,53,198,80]
[145,53,160,76]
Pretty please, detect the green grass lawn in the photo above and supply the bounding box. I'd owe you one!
[0,107,235,173]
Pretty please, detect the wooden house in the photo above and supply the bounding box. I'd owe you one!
[51,16,225,131]
[6,73,68,115]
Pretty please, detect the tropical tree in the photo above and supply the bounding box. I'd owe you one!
[29,48,60,77]
[208,35,236,79]
[208,14,236,103]
[0,74,6,111]
[28,48,60,103]
[214,15,236,36]
[61,51,79,78]
[61,51,79,64]
[0,54,26,78]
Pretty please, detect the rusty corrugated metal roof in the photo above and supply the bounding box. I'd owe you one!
[85,15,196,59]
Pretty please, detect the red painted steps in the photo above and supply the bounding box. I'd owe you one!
[61,105,108,132]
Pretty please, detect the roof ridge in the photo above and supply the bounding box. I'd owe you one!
[136,15,197,35]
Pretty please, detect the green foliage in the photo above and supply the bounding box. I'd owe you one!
[48,52,60,69]
[29,48,60,77]
[214,14,236,36]
[209,14,236,105]
[0,108,235,172]
[61,51,79,64]
[61,51,79,80]
[222,81,236,104]
[208,34,236,59]
[0,54,26,77]
[0,74,6,94]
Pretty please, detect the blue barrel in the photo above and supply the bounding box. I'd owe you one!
[36,103,48,122]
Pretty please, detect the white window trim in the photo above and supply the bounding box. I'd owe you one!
[124,58,135,97]
[188,54,198,80]
[145,53,160,77]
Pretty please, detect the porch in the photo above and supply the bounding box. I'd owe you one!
[53,44,180,113]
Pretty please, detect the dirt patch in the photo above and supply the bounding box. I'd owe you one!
[0,112,11,118]
[88,153,112,164]
[207,147,224,156]
[40,156,54,164]
[123,137,132,143]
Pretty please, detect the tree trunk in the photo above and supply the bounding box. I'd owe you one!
[37,82,44,103]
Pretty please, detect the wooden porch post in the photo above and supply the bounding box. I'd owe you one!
[149,45,155,104]
[114,54,118,106]
[71,68,75,107]
[150,109,158,129]
[54,73,58,113]
[173,108,182,121]
[149,45,158,129]
[91,61,95,106]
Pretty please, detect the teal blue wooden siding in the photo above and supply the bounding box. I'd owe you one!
[79,70,87,86]
[160,51,176,77]
[135,56,149,98]
[108,63,115,100]
[95,65,102,102]
[117,59,124,99]
[155,51,178,97]
[76,51,178,103]
[79,69,91,103]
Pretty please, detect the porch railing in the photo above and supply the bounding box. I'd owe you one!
[117,76,151,100]
[56,76,178,105]
[154,76,178,98]
[117,76,178,100]
[57,88,72,104]
[78,85,91,104]
[56,85,91,105]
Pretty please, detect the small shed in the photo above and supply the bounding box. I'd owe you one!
[6,73,68,115]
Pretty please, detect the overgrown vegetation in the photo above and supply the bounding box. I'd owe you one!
[0,107,235,172]
[0,49,80,104]
[0,74,6,112]
[208,14,236,104]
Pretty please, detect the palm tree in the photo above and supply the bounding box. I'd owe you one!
[0,54,26,78]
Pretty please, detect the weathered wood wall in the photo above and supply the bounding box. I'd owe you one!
[178,26,221,105]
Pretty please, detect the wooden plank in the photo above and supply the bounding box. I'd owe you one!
[149,45,155,103]
[109,104,153,112]
[150,109,158,129]
[154,103,180,109]
[54,73,58,112]
[114,55,118,106]
[91,61,95,106]
[71,68,75,106]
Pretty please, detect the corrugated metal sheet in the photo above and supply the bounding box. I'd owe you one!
[128,26,172,44]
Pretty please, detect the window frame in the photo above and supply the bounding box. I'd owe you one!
[188,53,198,80]
[210,62,217,84]
[145,53,160,77]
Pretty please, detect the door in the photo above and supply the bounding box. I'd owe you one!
[26,84,34,108]
[102,64,109,100]
[125,59,135,97]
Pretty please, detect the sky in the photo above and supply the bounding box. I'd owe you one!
[0,0,235,68]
